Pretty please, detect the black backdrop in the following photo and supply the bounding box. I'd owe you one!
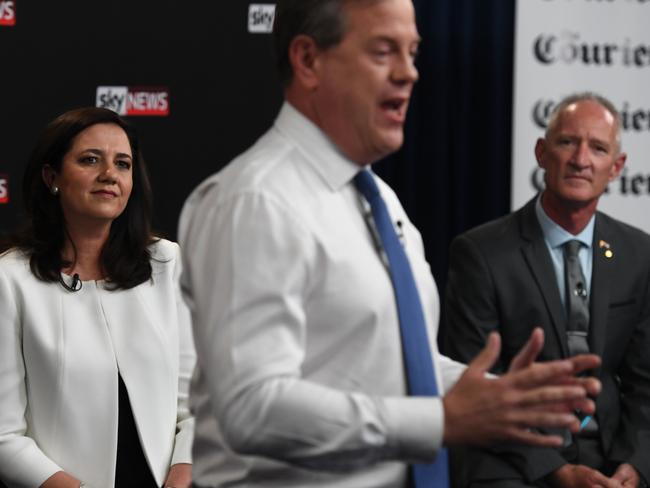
[0,0,516,342]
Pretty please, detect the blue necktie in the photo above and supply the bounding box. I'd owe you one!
[354,169,449,488]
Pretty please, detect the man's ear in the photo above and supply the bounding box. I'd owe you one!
[609,152,626,181]
[288,34,323,91]
[42,164,57,189]
[534,138,547,169]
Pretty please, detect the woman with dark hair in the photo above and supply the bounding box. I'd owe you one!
[0,108,194,488]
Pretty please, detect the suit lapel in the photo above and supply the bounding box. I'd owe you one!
[519,198,569,357]
[589,213,611,363]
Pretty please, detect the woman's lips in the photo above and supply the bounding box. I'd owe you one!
[91,190,118,197]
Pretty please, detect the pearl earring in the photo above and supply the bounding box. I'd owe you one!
[51,186,59,195]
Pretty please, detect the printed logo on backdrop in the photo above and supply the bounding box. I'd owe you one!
[0,174,9,204]
[530,166,650,196]
[532,100,556,129]
[248,4,275,33]
[0,0,15,26]
[532,99,650,131]
[534,32,650,67]
[96,86,170,116]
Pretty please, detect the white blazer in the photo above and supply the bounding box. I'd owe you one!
[0,239,195,488]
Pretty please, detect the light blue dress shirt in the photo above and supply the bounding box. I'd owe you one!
[534,195,595,316]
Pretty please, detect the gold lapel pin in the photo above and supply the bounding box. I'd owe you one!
[599,240,613,259]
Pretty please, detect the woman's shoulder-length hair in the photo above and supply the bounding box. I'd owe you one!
[2,106,157,290]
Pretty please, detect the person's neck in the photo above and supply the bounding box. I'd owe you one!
[61,221,111,281]
[284,94,374,166]
[540,191,597,236]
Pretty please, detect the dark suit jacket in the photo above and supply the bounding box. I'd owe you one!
[444,197,650,486]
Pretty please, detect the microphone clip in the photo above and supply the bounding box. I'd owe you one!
[59,273,83,292]
[574,282,587,299]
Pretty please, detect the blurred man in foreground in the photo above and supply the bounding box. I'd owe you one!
[180,3,601,487]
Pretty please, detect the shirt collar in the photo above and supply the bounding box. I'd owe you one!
[535,194,595,249]
[273,101,362,191]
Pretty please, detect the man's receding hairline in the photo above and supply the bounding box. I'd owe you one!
[546,98,622,153]
[337,0,393,39]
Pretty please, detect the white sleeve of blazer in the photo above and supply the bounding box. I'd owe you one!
[0,239,195,488]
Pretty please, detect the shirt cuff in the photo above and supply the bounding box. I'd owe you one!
[382,396,443,463]
[171,417,195,465]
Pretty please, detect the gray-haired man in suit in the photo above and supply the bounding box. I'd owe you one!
[446,92,650,488]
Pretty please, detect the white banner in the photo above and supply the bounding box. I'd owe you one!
[512,0,650,232]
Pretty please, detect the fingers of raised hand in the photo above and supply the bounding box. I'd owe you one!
[500,406,580,432]
[506,359,576,389]
[568,353,602,375]
[573,376,601,397]
[539,397,595,418]
[515,384,590,407]
[490,381,586,417]
[508,327,545,373]
[506,353,600,389]
[468,332,501,374]
[524,376,602,408]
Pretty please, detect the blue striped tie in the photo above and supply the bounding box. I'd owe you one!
[354,169,449,488]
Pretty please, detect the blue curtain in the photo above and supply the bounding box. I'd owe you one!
[376,0,516,342]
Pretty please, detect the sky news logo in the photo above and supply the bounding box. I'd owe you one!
[0,174,8,204]
[248,4,275,33]
[96,86,170,116]
[0,0,15,26]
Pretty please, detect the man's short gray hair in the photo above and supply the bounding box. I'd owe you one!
[546,92,622,152]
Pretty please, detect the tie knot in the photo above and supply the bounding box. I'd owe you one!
[564,239,582,258]
[354,169,380,201]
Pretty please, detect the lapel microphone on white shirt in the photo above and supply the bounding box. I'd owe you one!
[59,273,83,292]
[396,220,404,241]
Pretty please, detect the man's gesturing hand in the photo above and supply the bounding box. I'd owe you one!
[442,329,601,447]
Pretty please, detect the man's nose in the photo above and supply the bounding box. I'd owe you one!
[572,141,591,168]
[392,53,419,85]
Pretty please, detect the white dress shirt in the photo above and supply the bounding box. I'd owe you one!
[180,102,466,487]
[0,239,195,488]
